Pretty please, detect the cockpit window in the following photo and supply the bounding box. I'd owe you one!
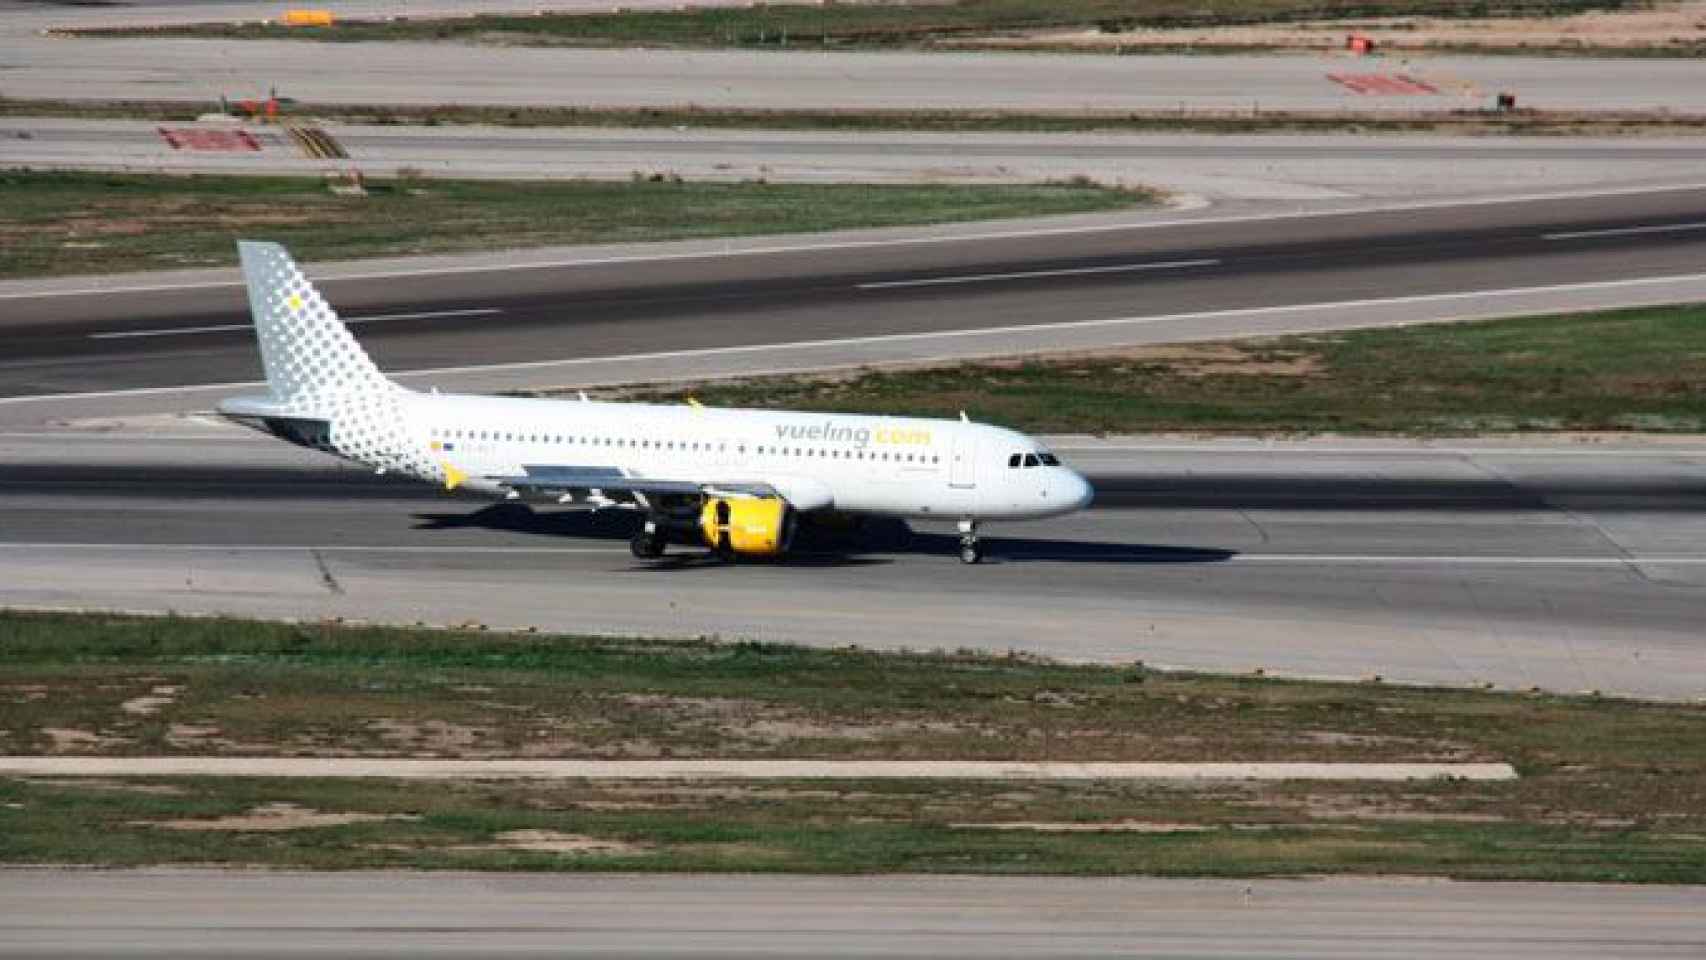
[1008,453,1022,468]
[1039,453,1061,466]
[1022,453,1040,468]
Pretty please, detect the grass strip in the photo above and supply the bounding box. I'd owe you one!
[623,304,1706,436]
[13,97,1706,136]
[2,610,1705,880]
[71,0,1639,49]
[0,170,1151,279]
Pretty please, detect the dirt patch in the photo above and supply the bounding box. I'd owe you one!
[141,802,416,832]
[24,777,186,796]
[1292,731,1478,759]
[120,684,183,716]
[615,693,979,745]
[953,820,1215,833]
[1258,793,1508,823]
[368,718,493,754]
[1052,345,1321,380]
[41,727,131,753]
[2,685,51,703]
[483,830,651,855]
[578,783,884,806]
[165,723,221,745]
[494,829,648,854]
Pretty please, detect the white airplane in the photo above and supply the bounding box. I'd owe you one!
[218,241,1093,564]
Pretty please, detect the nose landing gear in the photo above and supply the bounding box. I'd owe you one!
[957,518,983,565]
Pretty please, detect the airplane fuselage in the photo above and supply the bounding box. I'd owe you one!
[388,391,1090,521]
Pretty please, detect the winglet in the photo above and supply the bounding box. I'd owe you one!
[441,461,468,491]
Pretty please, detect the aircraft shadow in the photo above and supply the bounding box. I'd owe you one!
[412,505,1234,566]
[905,532,1234,565]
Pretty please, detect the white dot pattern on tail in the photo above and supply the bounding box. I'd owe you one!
[241,243,441,484]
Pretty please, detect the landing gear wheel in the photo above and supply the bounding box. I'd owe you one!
[630,533,665,559]
[630,519,666,559]
[957,519,982,565]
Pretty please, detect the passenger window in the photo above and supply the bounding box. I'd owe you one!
[1023,454,1040,467]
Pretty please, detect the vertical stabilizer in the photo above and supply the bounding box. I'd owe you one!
[231,241,416,473]
[238,240,391,405]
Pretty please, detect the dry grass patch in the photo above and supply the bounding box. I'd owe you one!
[142,802,417,832]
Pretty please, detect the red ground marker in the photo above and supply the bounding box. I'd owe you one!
[157,127,262,152]
[1327,73,1439,96]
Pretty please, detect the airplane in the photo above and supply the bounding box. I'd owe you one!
[218,241,1094,564]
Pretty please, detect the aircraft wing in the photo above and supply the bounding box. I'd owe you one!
[484,464,824,508]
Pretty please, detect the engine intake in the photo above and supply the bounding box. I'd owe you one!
[699,496,795,557]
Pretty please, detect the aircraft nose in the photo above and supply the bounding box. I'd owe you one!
[1069,472,1094,510]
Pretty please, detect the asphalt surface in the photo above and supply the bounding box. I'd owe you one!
[4,429,1702,699]
[9,188,1706,403]
[15,119,1706,201]
[3,870,1703,959]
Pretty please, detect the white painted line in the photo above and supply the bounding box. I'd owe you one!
[0,758,1518,781]
[1545,221,1706,241]
[7,268,1706,407]
[349,308,502,326]
[88,323,251,340]
[3,543,1704,566]
[857,258,1218,290]
[86,308,500,340]
[10,181,1706,301]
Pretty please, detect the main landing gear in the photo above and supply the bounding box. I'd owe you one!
[958,519,983,565]
[630,517,666,560]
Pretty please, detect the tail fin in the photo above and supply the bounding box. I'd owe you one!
[237,240,392,406]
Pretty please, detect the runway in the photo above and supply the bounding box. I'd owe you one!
[4,428,1702,699]
[8,188,1706,408]
[3,870,1702,959]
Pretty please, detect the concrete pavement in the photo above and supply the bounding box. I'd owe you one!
[2,871,1701,958]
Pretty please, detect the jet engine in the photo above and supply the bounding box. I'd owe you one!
[699,496,795,558]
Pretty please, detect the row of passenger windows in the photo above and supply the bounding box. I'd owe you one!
[1007,452,1062,469]
[429,427,941,464]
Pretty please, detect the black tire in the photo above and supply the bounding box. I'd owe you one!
[630,533,665,560]
[959,542,982,565]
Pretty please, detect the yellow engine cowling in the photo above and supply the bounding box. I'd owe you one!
[699,496,794,557]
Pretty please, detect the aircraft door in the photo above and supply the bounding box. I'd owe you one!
[949,432,977,489]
